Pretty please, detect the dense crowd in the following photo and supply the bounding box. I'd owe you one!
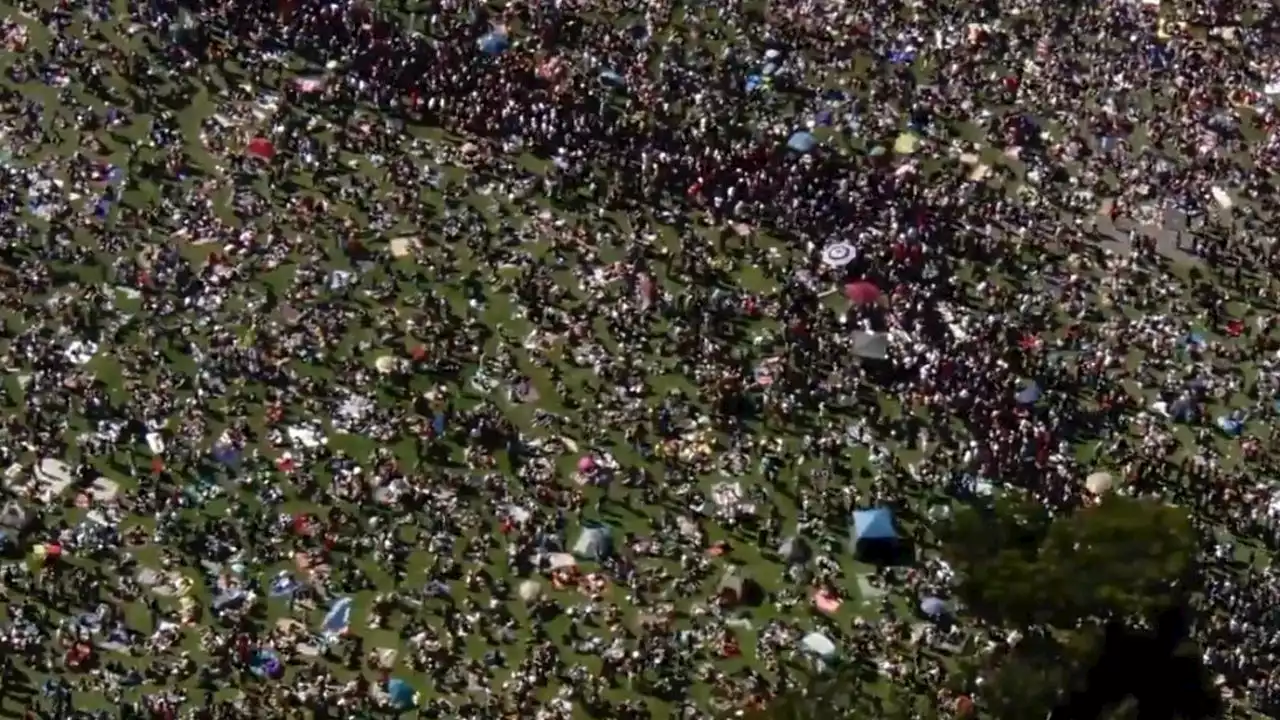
[0,0,1278,717]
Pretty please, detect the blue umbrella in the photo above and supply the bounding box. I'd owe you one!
[920,597,947,617]
[745,75,766,92]
[787,131,817,153]
[212,443,241,468]
[1015,381,1042,405]
[388,679,415,709]
[478,32,509,56]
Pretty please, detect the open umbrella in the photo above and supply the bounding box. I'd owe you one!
[822,242,856,267]
[478,32,509,55]
[920,596,947,617]
[387,679,415,710]
[247,137,275,160]
[787,131,817,153]
[843,280,882,305]
[1015,381,1042,405]
[1085,471,1114,495]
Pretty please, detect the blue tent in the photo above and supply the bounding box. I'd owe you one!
[478,32,509,55]
[851,508,896,542]
[1016,381,1042,405]
[388,679,415,710]
[787,131,817,153]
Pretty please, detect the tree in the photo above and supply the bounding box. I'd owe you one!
[939,495,1212,720]
[1039,498,1199,624]
[938,495,1199,628]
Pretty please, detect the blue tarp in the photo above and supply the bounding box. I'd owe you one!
[478,32,509,55]
[851,508,896,541]
[1217,413,1245,437]
[269,573,299,598]
[1016,381,1042,405]
[787,131,817,153]
[321,597,352,637]
[888,49,915,65]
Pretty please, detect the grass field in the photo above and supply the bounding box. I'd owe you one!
[0,0,1275,717]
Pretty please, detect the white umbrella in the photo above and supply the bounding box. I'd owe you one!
[801,632,838,660]
[518,580,543,602]
[1085,471,1114,495]
[822,242,856,267]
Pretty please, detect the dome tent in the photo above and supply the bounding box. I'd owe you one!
[572,522,613,560]
[849,507,899,563]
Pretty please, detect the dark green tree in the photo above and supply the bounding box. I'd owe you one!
[939,495,1199,628]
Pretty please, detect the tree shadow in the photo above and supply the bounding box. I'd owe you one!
[1051,606,1221,720]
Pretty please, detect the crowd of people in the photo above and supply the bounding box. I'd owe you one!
[0,0,1278,717]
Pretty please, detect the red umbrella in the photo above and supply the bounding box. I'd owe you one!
[247,137,275,160]
[843,281,882,305]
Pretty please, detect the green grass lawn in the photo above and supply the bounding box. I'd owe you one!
[0,0,1274,717]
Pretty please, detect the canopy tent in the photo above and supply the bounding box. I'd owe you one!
[572,522,612,560]
[850,331,889,360]
[850,508,899,562]
[851,508,897,542]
